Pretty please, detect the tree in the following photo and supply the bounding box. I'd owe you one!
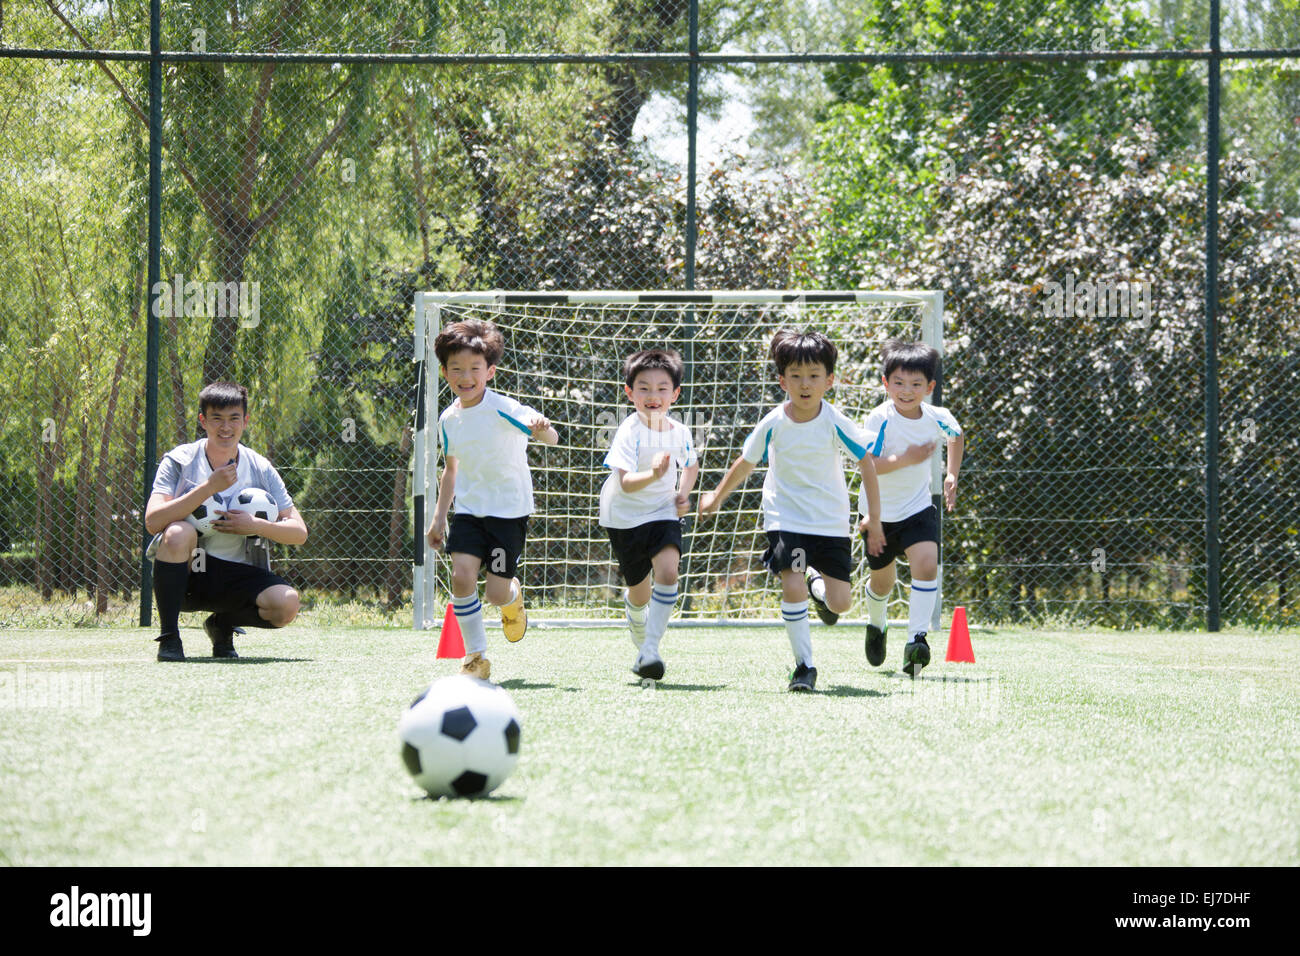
[825,112,1300,625]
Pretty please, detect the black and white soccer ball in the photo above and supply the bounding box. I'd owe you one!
[228,487,278,527]
[185,494,225,535]
[399,675,522,799]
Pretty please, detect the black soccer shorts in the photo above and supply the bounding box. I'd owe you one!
[863,504,940,571]
[446,514,530,579]
[605,519,684,586]
[761,530,853,583]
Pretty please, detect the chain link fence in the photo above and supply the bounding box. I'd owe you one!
[1,0,1296,630]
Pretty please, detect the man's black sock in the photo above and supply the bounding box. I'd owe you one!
[225,603,277,630]
[153,559,190,639]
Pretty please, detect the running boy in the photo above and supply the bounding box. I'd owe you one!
[699,329,885,692]
[426,319,558,681]
[598,348,699,681]
[859,339,964,677]
[145,382,308,661]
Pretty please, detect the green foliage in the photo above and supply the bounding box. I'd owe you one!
[812,111,1300,626]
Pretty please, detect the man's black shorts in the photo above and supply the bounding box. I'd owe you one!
[761,530,853,583]
[864,504,940,570]
[446,514,529,579]
[605,520,684,585]
[181,554,292,614]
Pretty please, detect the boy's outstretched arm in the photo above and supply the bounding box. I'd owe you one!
[676,462,700,515]
[855,454,886,555]
[872,440,936,475]
[529,415,559,445]
[698,455,755,515]
[426,457,458,549]
[944,434,964,511]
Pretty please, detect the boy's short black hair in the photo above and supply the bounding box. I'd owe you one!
[624,348,684,389]
[881,339,940,382]
[435,319,505,368]
[199,382,248,416]
[769,328,836,376]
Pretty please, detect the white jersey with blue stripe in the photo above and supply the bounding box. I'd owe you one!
[599,413,698,529]
[858,400,962,522]
[740,400,871,537]
[438,388,540,518]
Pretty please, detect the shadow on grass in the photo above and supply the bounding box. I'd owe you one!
[819,684,886,698]
[178,657,315,664]
[622,681,729,692]
[413,793,524,804]
[882,670,996,684]
[497,679,580,693]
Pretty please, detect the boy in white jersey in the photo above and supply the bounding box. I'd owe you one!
[700,330,885,692]
[426,320,559,681]
[599,349,699,681]
[858,339,964,677]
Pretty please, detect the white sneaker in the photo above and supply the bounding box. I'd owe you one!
[632,652,664,681]
[627,616,646,650]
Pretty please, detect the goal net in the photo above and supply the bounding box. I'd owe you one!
[412,290,945,629]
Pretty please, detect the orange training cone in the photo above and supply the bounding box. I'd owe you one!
[945,605,975,663]
[436,602,465,659]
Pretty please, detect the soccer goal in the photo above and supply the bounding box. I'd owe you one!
[412,290,946,630]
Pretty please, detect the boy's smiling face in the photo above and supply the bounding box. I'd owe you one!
[882,367,935,418]
[778,361,833,417]
[443,348,496,407]
[626,368,680,426]
[198,404,248,456]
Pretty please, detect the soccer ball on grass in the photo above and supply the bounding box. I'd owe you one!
[399,675,522,799]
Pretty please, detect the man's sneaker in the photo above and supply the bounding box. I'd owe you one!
[156,634,185,662]
[805,568,839,626]
[460,652,492,681]
[788,662,818,692]
[902,633,931,678]
[203,614,244,659]
[632,653,665,681]
[501,579,528,643]
[865,624,887,667]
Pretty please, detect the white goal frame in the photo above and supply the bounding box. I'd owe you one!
[412,289,946,630]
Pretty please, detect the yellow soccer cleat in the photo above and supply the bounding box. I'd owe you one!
[460,652,492,681]
[501,579,528,643]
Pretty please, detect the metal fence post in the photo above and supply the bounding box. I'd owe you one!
[1205,0,1222,632]
[139,0,163,627]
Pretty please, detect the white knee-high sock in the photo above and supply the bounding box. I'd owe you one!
[866,586,889,629]
[643,583,677,658]
[909,578,937,638]
[781,600,812,666]
[625,591,648,649]
[453,593,488,655]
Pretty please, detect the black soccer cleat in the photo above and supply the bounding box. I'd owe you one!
[805,569,839,626]
[156,634,185,662]
[203,614,244,659]
[788,662,818,693]
[632,654,665,681]
[865,623,887,667]
[902,633,931,678]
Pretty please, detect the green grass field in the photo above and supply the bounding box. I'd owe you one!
[1,623,1297,866]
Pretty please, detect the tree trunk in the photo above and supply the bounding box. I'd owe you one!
[386,424,414,609]
[36,393,64,602]
[119,393,141,603]
[166,304,189,444]
[201,229,253,386]
[94,254,143,614]
[404,92,431,264]
[73,417,92,594]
